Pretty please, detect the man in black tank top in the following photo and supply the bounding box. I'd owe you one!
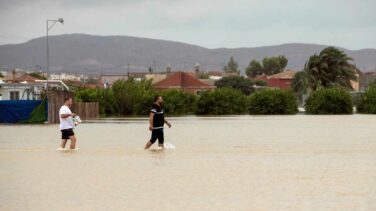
[144,95,171,149]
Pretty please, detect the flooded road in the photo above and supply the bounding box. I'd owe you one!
[1,115,376,210]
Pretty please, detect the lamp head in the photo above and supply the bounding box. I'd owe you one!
[57,18,64,24]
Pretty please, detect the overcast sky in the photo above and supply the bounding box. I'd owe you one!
[0,0,375,50]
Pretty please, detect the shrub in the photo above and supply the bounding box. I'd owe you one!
[305,88,353,114]
[112,79,155,115]
[254,80,267,86]
[160,89,197,115]
[357,86,376,114]
[248,89,298,114]
[196,88,248,115]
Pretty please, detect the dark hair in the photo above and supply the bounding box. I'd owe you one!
[154,95,161,102]
[64,97,72,102]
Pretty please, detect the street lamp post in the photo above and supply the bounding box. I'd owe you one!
[46,18,64,99]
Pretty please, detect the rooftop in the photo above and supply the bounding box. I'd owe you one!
[268,69,296,79]
[154,71,214,88]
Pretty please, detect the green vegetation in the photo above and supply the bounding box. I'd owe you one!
[254,80,267,86]
[215,76,255,95]
[75,88,116,116]
[248,89,298,115]
[28,72,47,80]
[75,79,197,116]
[223,56,240,73]
[357,86,376,114]
[245,56,288,78]
[161,89,197,115]
[291,47,358,109]
[196,88,248,115]
[304,47,357,91]
[305,88,353,114]
[111,79,155,115]
[75,79,154,116]
[72,47,360,116]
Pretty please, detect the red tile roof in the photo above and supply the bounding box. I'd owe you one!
[154,71,214,89]
[268,69,296,79]
[5,74,39,82]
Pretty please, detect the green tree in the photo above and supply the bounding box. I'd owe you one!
[196,88,248,115]
[160,90,197,115]
[262,56,287,75]
[245,60,263,78]
[304,47,357,91]
[245,55,288,78]
[215,76,255,95]
[223,56,239,73]
[112,79,155,115]
[278,55,288,70]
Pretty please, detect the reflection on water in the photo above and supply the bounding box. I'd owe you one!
[1,115,376,210]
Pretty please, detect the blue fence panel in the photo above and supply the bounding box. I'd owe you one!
[0,100,44,123]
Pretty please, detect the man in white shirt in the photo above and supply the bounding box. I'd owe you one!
[58,97,77,150]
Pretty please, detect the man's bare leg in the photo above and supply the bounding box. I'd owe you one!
[60,139,68,149]
[144,141,152,149]
[69,135,77,149]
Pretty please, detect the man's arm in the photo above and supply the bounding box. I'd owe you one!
[164,119,171,128]
[149,112,154,131]
[60,113,76,119]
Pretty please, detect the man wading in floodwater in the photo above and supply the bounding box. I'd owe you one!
[144,95,171,149]
[58,97,78,150]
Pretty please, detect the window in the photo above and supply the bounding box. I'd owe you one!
[10,91,19,100]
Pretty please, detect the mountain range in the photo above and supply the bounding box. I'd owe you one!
[0,33,375,74]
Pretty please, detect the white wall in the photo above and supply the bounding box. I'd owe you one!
[0,87,32,100]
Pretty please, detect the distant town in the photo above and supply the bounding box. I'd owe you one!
[1,62,375,101]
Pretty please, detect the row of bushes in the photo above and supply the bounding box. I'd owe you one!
[74,80,376,116]
[74,80,298,116]
[304,86,376,114]
[74,80,199,116]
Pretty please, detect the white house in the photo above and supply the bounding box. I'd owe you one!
[0,82,45,100]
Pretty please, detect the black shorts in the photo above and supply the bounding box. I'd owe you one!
[150,129,164,145]
[61,128,75,140]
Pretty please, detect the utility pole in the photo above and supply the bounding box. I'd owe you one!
[46,18,64,99]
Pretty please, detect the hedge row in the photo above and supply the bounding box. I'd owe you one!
[74,80,376,116]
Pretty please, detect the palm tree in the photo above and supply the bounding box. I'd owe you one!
[304,47,357,91]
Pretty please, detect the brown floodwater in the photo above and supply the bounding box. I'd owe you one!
[1,115,376,210]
